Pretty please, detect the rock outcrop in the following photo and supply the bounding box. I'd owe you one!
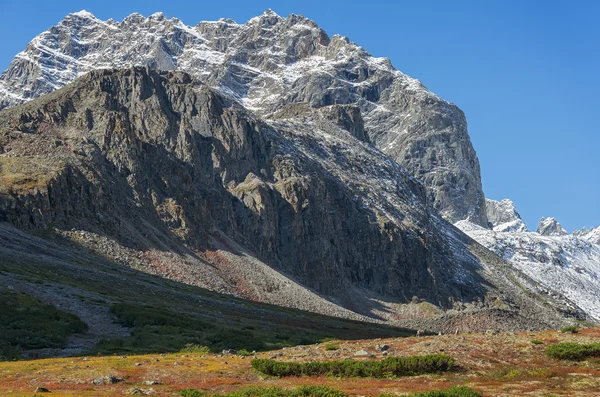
[574,226,600,245]
[537,217,568,236]
[486,198,528,232]
[0,10,487,226]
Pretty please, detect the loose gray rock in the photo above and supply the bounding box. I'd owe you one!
[354,349,372,357]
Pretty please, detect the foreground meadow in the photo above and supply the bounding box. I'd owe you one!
[2,327,600,396]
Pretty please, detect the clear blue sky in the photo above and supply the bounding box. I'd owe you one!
[0,0,598,231]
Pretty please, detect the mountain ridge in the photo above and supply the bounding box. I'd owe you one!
[0,66,578,332]
[0,10,596,339]
[0,9,488,227]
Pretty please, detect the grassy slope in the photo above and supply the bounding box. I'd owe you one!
[0,224,413,359]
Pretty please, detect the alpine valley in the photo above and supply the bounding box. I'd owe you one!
[1,9,599,361]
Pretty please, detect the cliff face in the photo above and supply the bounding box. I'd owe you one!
[0,10,487,227]
[0,68,469,304]
[0,67,578,330]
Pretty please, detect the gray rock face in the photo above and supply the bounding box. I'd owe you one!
[486,198,528,232]
[537,218,568,236]
[0,68,575,328]
[0,10,487,226]
[0,68,472,305]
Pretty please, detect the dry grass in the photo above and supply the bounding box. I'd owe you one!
[2,328,600,396]
[0,156,64,193]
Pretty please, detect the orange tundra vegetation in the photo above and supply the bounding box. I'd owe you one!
[2,327,600,396]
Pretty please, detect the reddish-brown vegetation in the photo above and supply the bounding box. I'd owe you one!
[1,328,600,396]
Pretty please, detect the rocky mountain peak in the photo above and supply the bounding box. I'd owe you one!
[68,10,97,20]
[485,198,528,232]
[573,226,600,244]
[0,10,488,227]
[537,217,568,236]
[248,9,284,26]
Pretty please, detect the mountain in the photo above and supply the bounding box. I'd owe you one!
[458,202,600,321]
[0,11,591,338]
[0,66,579,333]
[537,217,568,236]
[0,9,487,227]
[574,226,600,245]
[485,198,528,233]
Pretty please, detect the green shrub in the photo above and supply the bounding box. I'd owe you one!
[180,389,207,397]
[561,325,579,334]
[179,344,210,354]
[379,386,481,397]
[180,386,345,397]
[94,303,265,355]
[546,342,600,360]
[531,340,544,345]
[237,349,254,357]
[179,386,480,397]
[251,354,454,378]
[401,386,482,397]
[325,344,339,351]
[0,292,88,361]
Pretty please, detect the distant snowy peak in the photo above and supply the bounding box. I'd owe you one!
[574,226,600,245]
[537,217,568,236]
[458,199,600,321]
[485,198,528,232]
[455,219,600,321]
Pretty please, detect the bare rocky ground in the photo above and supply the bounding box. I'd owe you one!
[1,328,600,396]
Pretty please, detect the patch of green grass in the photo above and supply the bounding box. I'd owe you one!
[94,303,349,355]
[251,354,454,378]
[381,386,482,397]
[0,291,88,361]
[178,344,210,355]
[324,344,339,351]
[531,340,544,345]
[561,325,579,334]
[546,342,600,360]
[179,386,480,397]
[180,386,346,397]
[92,303,265,354]
[237,349,254,357]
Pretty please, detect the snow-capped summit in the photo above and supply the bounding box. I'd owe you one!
[0,9,488,228]
[537,217,568,236]
[485,198,528,232]
[69,10,97,19]
[574,226,600,245]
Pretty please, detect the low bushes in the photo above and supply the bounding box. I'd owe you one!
[561,325,579,334]
[0,291,88,361]
[382,386,482,397]
[251,354,454,378]
[179,386,480,397]
[179,344,210,354]
[180,386,346,397]
[94,303,265,354]
[546,342,600,360]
